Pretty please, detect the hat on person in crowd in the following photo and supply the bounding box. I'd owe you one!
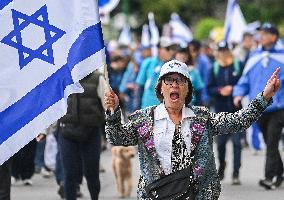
[158,36,176,48]
[158,60,190,80]
[216,41,231,51]
[257,22,279,37]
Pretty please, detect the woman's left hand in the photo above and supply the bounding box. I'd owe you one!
[263,67,281,101]
[36,133,46,142]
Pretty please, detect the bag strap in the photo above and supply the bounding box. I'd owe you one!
[233,58,241,76]
[213,61,220,77]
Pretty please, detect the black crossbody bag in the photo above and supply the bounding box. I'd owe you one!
[144,111,203,200]
[145,165,198,200]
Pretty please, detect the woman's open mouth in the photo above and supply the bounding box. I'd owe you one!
[170,92,180,101]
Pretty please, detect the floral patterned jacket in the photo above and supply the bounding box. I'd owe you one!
[105,93,270,200]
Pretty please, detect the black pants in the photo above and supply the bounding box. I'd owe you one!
[0,160,11,200]
[12,139,37,180]
[59,125,101,200]
[257,109,284,180]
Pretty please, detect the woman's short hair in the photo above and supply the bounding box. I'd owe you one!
[155,74,193,105]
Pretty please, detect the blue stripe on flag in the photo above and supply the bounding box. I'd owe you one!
[0,22,104,145]
[98,0,111,7]
[224,0,237,42]
[0,0,13,10]
[224,26,231,42]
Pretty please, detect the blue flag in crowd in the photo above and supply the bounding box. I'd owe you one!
[223,0,246,43]
[141,24,150,48]
[0,0,106,165]
[169,13,193,48]
[148,12,159,57]
[118,24,132,46]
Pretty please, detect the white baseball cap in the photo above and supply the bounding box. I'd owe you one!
[159,36,175,48]
[158,60,190,80]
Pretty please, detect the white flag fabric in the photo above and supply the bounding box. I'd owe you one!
[169,13,193,47]
[0,0,106,165]
[141,24,150,48]
[118,23,131,46]
[148,12,159,57]
[224,0,246,43]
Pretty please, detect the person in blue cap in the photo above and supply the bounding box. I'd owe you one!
[233,22,284,190]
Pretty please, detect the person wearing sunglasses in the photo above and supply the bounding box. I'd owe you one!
[105,60,280,199]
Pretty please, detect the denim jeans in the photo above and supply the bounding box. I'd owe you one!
[55,143,83,185]
[58,125,101,200]
[216,132,242,176]
[34,139,46,171]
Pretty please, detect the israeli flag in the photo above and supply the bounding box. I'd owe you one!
[118,23,131,46]
[169,13,193,47]
[243,40,284,75]
[148,12,159,57]
[141,24,150,48]
[0,0,106,165]
[224,0,246,43]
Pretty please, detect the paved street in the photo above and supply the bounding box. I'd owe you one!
[11,145,284,200]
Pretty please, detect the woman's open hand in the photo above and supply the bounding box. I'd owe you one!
[104,89,119,112]
[263,67,281,101]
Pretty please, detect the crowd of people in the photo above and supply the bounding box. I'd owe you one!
[0,21,284,200]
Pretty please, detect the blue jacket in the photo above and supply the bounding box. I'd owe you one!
[196,54,212,105]
[106,94,270,199]
[233,45,284,112]
[135,57,164,108]
[208,60,243,113]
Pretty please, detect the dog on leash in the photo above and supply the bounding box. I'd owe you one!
[111,146,136,198]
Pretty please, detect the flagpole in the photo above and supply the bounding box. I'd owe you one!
[104,64,114,114]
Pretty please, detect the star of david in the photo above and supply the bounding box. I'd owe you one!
[1,5,66,69]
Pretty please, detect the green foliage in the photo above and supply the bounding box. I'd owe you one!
[138,0,216,27]
[194,18,223,40]
[278,20,284,37]
[239,0,284,25]
[112,0,284,38]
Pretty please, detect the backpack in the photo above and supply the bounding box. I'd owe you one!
[213,59,241,77]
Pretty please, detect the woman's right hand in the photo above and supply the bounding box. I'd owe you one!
[104,89,119,112]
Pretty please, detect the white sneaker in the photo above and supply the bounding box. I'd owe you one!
[23,179,33,186]
[41,168,53,178]
[11,177,16,185]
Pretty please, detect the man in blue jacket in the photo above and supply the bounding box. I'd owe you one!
[233,23,284,190]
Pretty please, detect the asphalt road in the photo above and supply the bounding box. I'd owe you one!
[11,144,284,200]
